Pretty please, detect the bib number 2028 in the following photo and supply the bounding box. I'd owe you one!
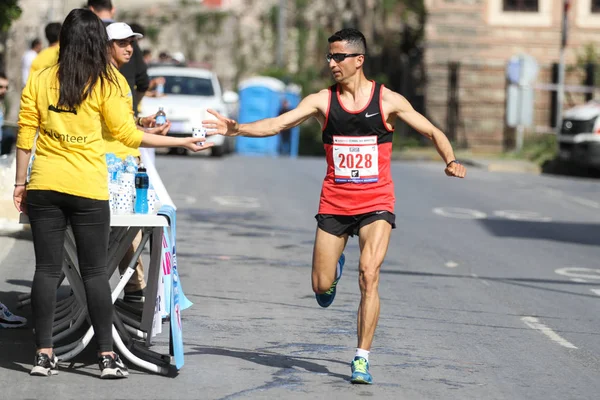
[333,136,379,183]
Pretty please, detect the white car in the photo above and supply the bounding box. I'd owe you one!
[141,66,238,157]
[557,100,600,168]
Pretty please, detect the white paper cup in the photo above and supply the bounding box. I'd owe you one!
[192,127,206,146]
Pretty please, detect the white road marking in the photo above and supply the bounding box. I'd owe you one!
[432,207,487,220]
[570,278,588,283]
[521,316,577,349]
[183,196,197,204]
[543,188,600,209]
[470,273,490,286]
[555,267,600,281]
[211,196,261,208]
[568,196,600,209]
[445,261,458,268]
[590,289,600,296]
[493,210,552,222]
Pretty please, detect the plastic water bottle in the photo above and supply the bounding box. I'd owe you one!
[156,82,164,96]
[134,164,149,214]
[156,107,167,126]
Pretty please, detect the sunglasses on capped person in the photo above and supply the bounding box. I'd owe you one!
[326,53,364,63]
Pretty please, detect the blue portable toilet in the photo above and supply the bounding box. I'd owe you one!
[284,83,302,158]
[236,76,286,156]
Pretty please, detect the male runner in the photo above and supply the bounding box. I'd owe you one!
[203,28,466,384]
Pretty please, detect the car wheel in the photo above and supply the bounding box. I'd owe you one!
[174,147,188,156]
[211,145,225,157]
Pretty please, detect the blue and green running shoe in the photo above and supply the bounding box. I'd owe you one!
[350,356,372,384]
[315,253,345,308]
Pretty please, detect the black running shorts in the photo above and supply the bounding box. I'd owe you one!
[315,211,396,237]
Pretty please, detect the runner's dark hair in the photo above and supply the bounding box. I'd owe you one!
[327,28,367,55]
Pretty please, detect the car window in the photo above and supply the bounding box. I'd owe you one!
[152,75,215,96]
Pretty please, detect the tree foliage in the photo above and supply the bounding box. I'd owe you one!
[0,0,22,34]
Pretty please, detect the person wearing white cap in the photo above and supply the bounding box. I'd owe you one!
[106,22,143,69]
[88,0,149,115]
[104,21,164,307]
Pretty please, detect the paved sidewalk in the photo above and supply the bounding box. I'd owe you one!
[0,155,23,233]
[392,148,541,174]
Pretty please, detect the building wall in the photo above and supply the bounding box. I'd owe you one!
[424,0,600,151]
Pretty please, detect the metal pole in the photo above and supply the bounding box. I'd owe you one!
[555,0,570,134]
[276,0,286,68]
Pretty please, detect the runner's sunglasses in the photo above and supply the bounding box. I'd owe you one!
[326,53,363,63]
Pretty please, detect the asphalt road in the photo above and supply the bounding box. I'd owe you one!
[1,155,599,399]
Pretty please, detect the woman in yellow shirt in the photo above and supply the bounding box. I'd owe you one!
[13,9,211,379]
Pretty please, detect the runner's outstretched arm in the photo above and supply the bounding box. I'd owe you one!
[385,88,466,178]
[203,91,326,138]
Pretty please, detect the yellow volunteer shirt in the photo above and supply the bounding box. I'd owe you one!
[17,65,143,200]
[29,45,60,74]
[103,70,141,160]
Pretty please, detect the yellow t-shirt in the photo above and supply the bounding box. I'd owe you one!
[103,70,141,160]
[29,45,60,74]
[17,65,144,200]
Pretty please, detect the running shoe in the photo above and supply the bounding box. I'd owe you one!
[30,352,59,376]
[315,253,345,308]
[350,356,373,384]
[99,353,129,379]
[0,302,27,328]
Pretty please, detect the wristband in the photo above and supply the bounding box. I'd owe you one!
[136,116,144,127]
[14,183,27,187]
[446,160,459,167]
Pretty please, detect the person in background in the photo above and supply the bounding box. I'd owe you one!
[21,39,42,87]
[104,22,154,303]
[88,0,149,115]
[158,51,172,64]
[0,71,14,156]
[142,49,152,65]
[13,9,212,379]
[29,22,61,75]
[127,22,145,38]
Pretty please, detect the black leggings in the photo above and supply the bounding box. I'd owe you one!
[27,190,113,352]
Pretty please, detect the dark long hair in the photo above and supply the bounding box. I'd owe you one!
[57,8,116,109]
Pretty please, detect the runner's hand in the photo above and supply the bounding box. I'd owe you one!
[181,136,215,152]
[445,161,466,178]
[13,186,27,214]
[203,109,239,137]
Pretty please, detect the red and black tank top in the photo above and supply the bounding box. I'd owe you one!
[318,81,395,215]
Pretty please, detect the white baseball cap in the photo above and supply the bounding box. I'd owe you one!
[106,22,143,41]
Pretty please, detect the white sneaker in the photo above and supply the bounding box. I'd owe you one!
[0,302,27,328]
[99,353,129,379]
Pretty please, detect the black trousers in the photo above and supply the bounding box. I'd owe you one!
[26,190,114,352]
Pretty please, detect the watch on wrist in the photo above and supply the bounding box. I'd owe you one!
[446,160,459,167]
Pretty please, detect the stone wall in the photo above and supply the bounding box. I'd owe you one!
[424,0,600,151]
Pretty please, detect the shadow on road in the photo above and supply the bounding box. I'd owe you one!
[382,270,600,300]
[188,345,349,382]
[542,158,600,179]
[0,290,34,374]
[479,218,600,246]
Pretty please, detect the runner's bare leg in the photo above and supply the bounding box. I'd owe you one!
[356,220,392,350]
[312,227,348,293]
